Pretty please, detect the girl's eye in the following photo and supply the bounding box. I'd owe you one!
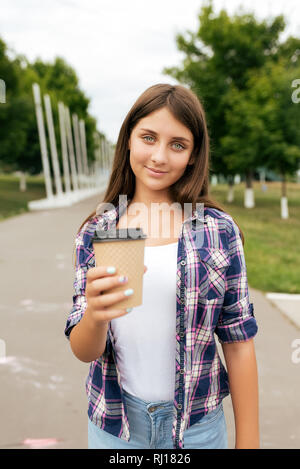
[173,142,184,150]
[143,136,155,142]
[142,136,185,150]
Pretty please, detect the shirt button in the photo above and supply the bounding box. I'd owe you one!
[180,260,186,266]
[180,332,184,338]
[177,404,182,410]
[180,369,184,374]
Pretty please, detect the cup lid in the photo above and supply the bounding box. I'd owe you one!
[92,227,147,242]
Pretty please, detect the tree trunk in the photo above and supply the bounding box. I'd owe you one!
[281,173,287,197]
[259,168,265,184]
[234,174,241,184]
[211,174,218,186]
[281,173,289,219]
[244,170,255,208]
[227,175,234,203]
[245,170,253,188]
[19,171,27,192]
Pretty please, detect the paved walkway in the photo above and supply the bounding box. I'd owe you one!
[0,193,299,449]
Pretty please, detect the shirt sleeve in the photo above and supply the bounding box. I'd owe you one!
[64,220,94,340]
[214,218,258,344]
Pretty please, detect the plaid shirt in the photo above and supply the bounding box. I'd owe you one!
[64,197,258,449]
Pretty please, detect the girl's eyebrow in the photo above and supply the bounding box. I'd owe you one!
[139,128,191,144]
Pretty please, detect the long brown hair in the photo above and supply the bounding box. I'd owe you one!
[73,83,244,266]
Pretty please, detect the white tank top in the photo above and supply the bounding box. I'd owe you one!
[110,241,178,402]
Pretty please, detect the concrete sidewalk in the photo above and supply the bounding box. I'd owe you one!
[0,193,299,449]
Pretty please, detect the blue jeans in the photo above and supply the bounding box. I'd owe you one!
[88,388,228,449]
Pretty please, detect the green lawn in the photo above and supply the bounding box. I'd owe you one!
[0,173,46,221]
[0,173,299,293]
[210,181,300,294]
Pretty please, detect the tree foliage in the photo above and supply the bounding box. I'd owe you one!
[163,0,300,180]
[0,38,98,175]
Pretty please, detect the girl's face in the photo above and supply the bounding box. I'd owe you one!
[128,107,194,198]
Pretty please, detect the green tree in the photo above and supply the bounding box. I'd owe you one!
[162,0,294,204]
[0,39,38,175]
[247,59,300,217]
[0,37,99,187]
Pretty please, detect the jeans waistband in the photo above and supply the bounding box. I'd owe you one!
[122,387,174,411]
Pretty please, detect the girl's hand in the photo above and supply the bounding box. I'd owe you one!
[85,265,147,325]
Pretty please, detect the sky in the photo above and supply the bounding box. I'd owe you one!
[0,0,299,143]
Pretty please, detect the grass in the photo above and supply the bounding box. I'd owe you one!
[0,173,299,293]
[210,181,300,294]
[0,173,46,221]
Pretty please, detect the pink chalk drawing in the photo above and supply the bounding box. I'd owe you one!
[22,438,60,448]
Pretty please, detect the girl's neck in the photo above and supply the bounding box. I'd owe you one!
[117,202,184,247]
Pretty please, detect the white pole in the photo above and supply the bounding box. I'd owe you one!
[91,160,96,188]
[99,136,103,171]
[65,105,79,191]
[93,132,97,161]
[94,132,102,175]
[105,140,108,172]
[0,79,6,103]
[79,119,90,186]
[32,83,53,199]
[58,102,71,193]
[44,94,63,196]
[100,137,105,171]
[72,113,83,188]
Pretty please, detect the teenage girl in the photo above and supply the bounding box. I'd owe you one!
[65,83,259,449]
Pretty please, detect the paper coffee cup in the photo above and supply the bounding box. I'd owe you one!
[92,227,147,311]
